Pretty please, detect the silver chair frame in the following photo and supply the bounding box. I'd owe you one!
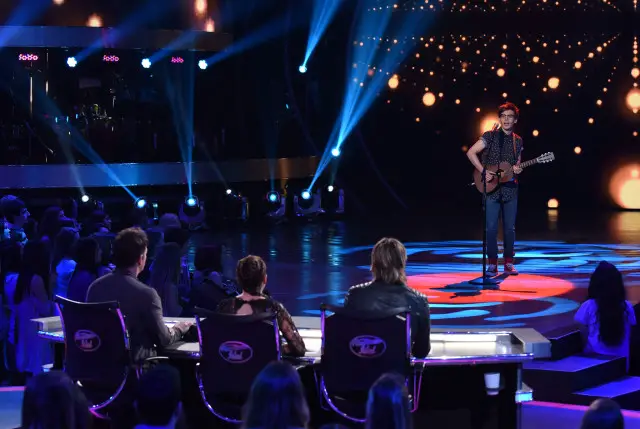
[194,313,281,423]
[56,298,131,420]
[318,308,422,423]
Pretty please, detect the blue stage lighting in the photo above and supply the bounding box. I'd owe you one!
[301,189,311,200]
[327,185,334,193]
[186,196,197,207]
[198,60,208,70]
[141,58,151,69]
[80,194,90,203]
[267,191,279,203]
[135,198,147,209]
[66,57,77,68]
[331,147,341,157]
[299,65,307,74]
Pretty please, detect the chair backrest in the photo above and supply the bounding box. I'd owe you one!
[195,307,280,394]
[55,296,130,385]
[321,304,411,392]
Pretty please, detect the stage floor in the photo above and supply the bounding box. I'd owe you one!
[192,210,640,336]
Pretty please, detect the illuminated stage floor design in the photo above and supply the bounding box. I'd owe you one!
[197,214,640,336]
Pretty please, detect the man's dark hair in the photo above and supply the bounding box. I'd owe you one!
[236,255,267,296]
[136,365,182,426]
[112,227,148,269]
[498,102,520,118]
[163,226,189,249]
[3,197,26,223]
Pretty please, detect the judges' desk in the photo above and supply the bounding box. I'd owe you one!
[34,316,549,429]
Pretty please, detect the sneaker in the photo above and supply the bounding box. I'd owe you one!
[486,264,498,277]
[505,263,519,275]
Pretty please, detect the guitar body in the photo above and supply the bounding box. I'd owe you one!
[473,162,515,193]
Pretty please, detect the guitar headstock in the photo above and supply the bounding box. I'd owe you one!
[536,152,555,163]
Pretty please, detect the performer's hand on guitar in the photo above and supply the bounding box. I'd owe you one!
[484,170,496,182]
[513,164,523,174]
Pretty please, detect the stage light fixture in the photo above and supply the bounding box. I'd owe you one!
[80,194,90,203]
[226,189,233,195]
[18,53,38,62]
[295,189,324,217]
[198,60,208,70]
[186,196,198,207]
[327,185,334,192]
[135,198,147,209]
[66,57,78,68]
[267,191,279,203]
[299,65,307,73]
[141,58,152,69]
[171,56,185,64]
[331,147,341,157]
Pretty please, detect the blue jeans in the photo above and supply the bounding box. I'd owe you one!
[485,197,517,260]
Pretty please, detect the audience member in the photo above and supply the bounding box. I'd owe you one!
[21,371,91,429]
[366,373,412,429]
[190,244,239,312]
[39,206,65,244]
[86,228,191,363]
[1,197,30,246]
[575,261,635,363]
[149,243,183,317]
[134,364,183,429]
[343,237,431,358]
[580,398,624,429]
[1,242,22,383]
[243,361,310,429]
[12,240,53,379]
[158,213,182,230]
[160,226,191,296]
[67,237,111,303]
[52,228,79,299]
[217,255,306,357]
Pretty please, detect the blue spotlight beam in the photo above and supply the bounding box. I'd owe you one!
[0,0,50,46]
[149,31,198,64]
[302,0,343,68]
[205,14,300,66]
[310,2,432,188]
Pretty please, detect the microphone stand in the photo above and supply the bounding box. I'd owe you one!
[469,134,501,289]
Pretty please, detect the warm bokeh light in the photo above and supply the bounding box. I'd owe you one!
[547,77,560,89]
[455,99,461,104]
[194,0,207,17]
[86,14,103,27]
[574,61,582,69]
[479,115,497,135]
[547,198,559,209]
[574,146,582,154]
[588,118,594,124]
[496,68,505,77]
[626,88,640,111]
[388,75,399,89]
[53,0,64,4]
[422,92,436,107]
[532,56,540,63]
[532,130,539,136]
[633,68,640,79]
[204,18,215,32]
[610,164,640,209]
[596,99,602,106]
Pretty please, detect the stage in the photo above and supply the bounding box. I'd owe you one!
[195,210,640,336]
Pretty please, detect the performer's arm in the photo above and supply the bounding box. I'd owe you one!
[466,139,486,173]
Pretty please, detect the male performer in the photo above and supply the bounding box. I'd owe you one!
[466,102,523,276]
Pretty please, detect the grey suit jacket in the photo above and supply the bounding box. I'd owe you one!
[86,270,182,363]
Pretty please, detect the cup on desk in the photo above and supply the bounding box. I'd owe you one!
[484,372,501,396]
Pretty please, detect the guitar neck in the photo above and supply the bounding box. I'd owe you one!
[518,159,537,169]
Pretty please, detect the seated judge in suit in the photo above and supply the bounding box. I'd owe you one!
[86,228,191,363]
[343,237,431,358]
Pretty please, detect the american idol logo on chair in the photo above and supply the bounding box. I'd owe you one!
[73,330,101,352]
[349,335,387,358]
[219,341,254,364]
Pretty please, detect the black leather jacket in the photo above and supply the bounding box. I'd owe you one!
[343,280,431,358]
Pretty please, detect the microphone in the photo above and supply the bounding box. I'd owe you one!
[492,122,500,132]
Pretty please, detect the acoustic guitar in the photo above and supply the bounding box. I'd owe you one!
[473,152,555,193]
